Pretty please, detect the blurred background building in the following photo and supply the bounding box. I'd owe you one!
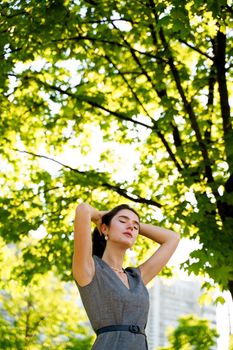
[146,277,217,350]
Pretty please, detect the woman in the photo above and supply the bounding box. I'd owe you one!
[73,202,180,350]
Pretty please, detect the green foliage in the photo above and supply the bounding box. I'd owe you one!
[157,314,219,350]
[229,334,233,350]
[0,239,94,349]
[0,0,233,296]
[0,316,24,350]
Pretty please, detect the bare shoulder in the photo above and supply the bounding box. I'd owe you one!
[73,255,95,287]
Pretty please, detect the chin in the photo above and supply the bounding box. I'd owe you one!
[122,241,133,250]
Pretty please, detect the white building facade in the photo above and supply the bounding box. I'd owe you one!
[146,277,217,350]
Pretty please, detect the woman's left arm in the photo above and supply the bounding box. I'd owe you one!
[138,223,180,285]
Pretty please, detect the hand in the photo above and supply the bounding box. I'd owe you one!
[92,210,109,235]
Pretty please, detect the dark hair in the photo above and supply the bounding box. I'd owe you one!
[92,204,140,258]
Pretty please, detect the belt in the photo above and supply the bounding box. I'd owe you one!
[96,324,146,336]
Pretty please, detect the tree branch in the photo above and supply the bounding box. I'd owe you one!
[204,63,216,145]
[103,54,151,117]
[104,53,185,168]
[109,23,183,171]
[213,30,233,169]
[14,149,162,208]
[52,35,166,62]
[30,76,182,171]
[147,7,187,167]
[102,182,162,207]
[179,40,213,61]
[155,18,214,183]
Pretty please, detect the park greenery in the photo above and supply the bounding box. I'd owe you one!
[230,334,233,350]
[158,314,219,350]
[0,0,233,345]
[0,238,94,349]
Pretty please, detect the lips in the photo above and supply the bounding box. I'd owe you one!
[123,231,133,238]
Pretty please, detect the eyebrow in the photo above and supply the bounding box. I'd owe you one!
[118,215,140,227]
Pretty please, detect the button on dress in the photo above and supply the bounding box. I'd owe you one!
[76,255,149,350]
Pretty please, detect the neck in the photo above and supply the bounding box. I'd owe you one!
[102,245,126,270]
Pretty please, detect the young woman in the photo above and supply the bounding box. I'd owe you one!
[73,202,180,350]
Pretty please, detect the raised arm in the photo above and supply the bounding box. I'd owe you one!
[72,202,102,286]
[138,223,180,285]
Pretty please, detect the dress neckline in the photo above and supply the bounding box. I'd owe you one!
[95,256,132,291]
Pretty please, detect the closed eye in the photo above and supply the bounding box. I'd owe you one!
[118,216,139,230]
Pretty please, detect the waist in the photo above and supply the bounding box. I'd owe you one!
[96,324,146,336]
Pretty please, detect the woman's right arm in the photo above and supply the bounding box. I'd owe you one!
[72,202,101,286]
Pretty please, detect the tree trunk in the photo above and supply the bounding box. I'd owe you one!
[228,280,233,300]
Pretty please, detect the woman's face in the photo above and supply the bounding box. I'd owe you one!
[103,209,140,248]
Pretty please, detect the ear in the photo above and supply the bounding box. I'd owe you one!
[100,223,108,235]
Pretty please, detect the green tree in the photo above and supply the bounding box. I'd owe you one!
[0,238,94,350]
[229,334,233,350]
[157,314,218,350]
[0,0,233,296]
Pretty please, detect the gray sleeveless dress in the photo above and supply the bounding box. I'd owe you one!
[76,255,149,350]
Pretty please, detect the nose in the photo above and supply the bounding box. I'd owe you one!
[127,221,134,230]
